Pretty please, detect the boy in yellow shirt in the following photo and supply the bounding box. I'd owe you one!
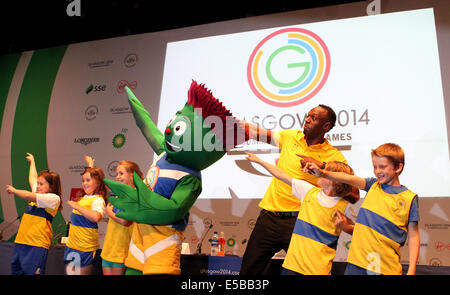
[305,143,420,275]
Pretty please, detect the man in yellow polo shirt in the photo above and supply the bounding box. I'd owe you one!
[240,104,358,275]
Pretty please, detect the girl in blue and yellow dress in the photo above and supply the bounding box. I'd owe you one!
[6,153,62,275]
[64,167,107,275]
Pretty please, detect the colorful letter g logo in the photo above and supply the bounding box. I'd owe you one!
[247,28,331,107]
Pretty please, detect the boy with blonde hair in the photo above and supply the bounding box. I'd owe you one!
[305,143,420,275]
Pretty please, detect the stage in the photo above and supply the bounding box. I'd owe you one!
[1,242,449,275]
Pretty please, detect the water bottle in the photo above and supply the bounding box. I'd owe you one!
[210,231,219,256]
[218,231,225,256]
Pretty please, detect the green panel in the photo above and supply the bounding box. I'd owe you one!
[0,53,21,224]
[10,46,68,240]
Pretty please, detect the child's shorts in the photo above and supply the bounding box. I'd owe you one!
[344,262,381,275]
[64,246,96,268]
[11,243,48,275]
[102,259,125,268]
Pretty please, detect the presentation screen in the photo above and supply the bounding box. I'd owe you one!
[159,8,449,198]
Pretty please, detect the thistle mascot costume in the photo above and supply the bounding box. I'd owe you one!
[104,81,248,274]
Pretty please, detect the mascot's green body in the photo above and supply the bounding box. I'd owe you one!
[104,80,247,226]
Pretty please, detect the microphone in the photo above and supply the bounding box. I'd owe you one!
[0,216,21,241]
[52,232,64,244]
[51,221,68,245]
[196,223,213,255]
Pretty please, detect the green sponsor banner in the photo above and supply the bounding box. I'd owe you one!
[10,46,68,242]
[0,52,21,224]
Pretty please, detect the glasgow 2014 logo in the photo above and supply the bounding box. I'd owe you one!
[247,28,330,107]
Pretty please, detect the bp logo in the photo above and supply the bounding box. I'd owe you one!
[247,28,330,107]
[112,128,128,148]
[112,133,126,148]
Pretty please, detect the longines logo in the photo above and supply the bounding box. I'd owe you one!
[74,137,100,146]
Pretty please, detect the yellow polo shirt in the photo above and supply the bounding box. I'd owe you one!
[259,129,347,212]
[101,218,133,264]
[67,195,105,252]
[282,186,348,275]
[347,181,417,275]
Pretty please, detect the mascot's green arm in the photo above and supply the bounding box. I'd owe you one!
[125,86,165,156]
[104,173,202,225]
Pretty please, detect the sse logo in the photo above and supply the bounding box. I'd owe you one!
[247,28,330,107]
[86,84,106,95]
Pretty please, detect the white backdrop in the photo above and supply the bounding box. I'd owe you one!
[159,9,449,199]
